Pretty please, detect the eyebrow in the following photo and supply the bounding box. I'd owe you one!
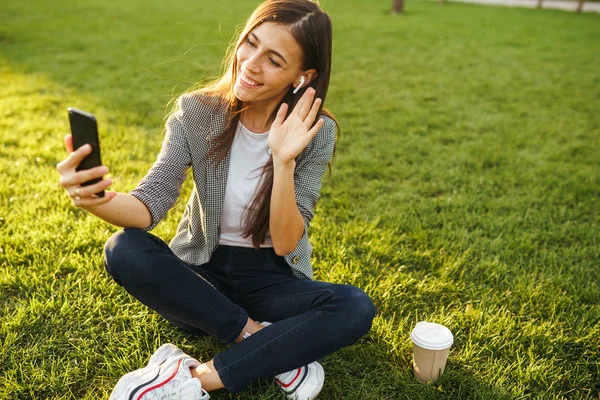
[249,32,288,66]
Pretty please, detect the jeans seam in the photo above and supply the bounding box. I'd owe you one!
[213,353,237,393]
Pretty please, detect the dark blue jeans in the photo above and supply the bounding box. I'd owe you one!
[103,228,376,393]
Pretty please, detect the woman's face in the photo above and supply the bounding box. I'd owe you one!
[234,22,307,106]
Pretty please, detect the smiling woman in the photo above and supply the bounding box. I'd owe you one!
[236,24,309,109]
[56,0,375,399]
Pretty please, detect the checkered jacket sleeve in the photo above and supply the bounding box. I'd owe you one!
[130,105,192,231]
[294,116,337,228]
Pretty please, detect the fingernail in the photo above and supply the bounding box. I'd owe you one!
[84,144,92,151]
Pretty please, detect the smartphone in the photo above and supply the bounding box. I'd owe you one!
[67,107,105,197]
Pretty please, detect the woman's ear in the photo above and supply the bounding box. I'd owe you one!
[302,69,318,86]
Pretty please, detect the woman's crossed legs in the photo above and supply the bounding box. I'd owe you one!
[103,228,376,394]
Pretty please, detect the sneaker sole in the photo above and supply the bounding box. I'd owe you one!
[109,344,183,400]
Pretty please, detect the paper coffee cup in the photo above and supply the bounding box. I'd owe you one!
[410,321,454,383]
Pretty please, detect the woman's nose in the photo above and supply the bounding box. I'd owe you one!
[243,54,261,74]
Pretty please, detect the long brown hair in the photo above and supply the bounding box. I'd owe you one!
[179,0,339,247]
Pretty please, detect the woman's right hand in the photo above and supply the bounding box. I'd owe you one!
[56,134,116,208]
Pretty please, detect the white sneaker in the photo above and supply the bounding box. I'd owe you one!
[109,343,210,400]
[275,363,325,400]
[260,322,325,400]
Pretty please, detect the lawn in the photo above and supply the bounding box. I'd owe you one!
[0,0,598,398]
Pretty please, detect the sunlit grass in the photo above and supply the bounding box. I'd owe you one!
[0,0,598,398]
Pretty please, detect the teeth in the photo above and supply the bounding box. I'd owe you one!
[241,73,261,86]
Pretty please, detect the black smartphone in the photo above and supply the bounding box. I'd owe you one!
[67,107,105,197]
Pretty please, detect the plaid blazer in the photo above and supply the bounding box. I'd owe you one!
[130,93,337,280]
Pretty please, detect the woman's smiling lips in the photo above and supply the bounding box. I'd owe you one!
[239,72,264,88]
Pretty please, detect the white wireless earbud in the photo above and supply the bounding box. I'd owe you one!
[293,76,306,94]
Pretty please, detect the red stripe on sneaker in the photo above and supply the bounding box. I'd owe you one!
[136,359,182,400]
[276,368,302,388]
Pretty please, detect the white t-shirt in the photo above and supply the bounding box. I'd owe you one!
[219,122,273,247]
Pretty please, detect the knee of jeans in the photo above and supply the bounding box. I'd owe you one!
[103,228,150,283]
[337,285,376,341]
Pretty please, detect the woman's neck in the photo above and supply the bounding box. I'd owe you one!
[240,96,282,133]
[240,111,272,133]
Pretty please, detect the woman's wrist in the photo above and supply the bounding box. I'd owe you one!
[272,153,296,170]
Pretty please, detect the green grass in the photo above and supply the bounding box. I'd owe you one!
[1,0,599,398]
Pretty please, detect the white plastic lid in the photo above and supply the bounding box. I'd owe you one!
[410,321,454,350]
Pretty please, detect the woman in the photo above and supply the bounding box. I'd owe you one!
[57,0,375,398]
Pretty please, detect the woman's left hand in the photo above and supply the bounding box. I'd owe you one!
[269,88,325,164]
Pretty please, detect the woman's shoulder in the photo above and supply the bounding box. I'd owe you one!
[316,113,338,144]
[298,113,337,161]
[176,91,229,126]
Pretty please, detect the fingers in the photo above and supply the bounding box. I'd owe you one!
[65,177,114,208]
[72,191,117,208]
[57,137,114,208]
[73,178,113,198]
[60,165,108,188]
[64,134,73,153]
[56,143,92,173]
[297,88,316,120]
[304,97,322,130]
[307,118,325,141]
[273,103,288,127]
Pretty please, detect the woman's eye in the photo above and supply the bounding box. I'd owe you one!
[245,38,279,67]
